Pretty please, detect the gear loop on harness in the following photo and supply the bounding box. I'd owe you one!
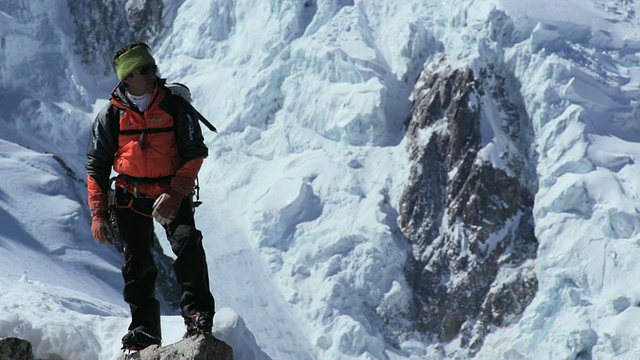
[108,176,155,219]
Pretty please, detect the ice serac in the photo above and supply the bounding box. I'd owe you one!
[399,57,538,355]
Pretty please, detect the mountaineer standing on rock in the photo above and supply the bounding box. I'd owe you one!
[85,42,216,351]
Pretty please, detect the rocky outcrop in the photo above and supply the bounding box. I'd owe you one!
[67,0,165,75]
[117,334,233,360]
[0,335,232,360]
[399,59,538,356]
[0,337,35,360]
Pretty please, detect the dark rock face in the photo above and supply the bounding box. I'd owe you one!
[67,0,164,75]
[117,334,233,360]
[0,337,35,360]
[399,60,538,355]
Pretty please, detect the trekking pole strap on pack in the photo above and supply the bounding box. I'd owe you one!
[195,109,217,133]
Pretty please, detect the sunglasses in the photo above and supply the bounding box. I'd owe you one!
[126,65,157,79]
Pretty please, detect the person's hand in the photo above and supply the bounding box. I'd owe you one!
[91,214,114,245]
[152,190,183,225]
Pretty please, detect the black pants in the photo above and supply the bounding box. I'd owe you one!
[115,190,215,338]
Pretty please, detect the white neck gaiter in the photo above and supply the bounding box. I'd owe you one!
[127,92,152,112]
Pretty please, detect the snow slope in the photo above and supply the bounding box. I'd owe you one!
[1,0,640,359]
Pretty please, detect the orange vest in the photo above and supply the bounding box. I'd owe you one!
[112,86,179,197]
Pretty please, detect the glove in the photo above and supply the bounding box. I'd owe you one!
[152,190,182,225]
[152,176,194,225]
[88,191,113,245]
[91,214,115,245]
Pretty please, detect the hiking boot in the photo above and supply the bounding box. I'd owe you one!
[183,312,213,338]
[121,328,161,351]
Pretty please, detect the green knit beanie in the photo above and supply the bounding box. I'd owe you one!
[113,45,156,80]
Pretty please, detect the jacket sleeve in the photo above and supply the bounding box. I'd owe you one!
[86,104,118,195]
[173,96,209,171]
